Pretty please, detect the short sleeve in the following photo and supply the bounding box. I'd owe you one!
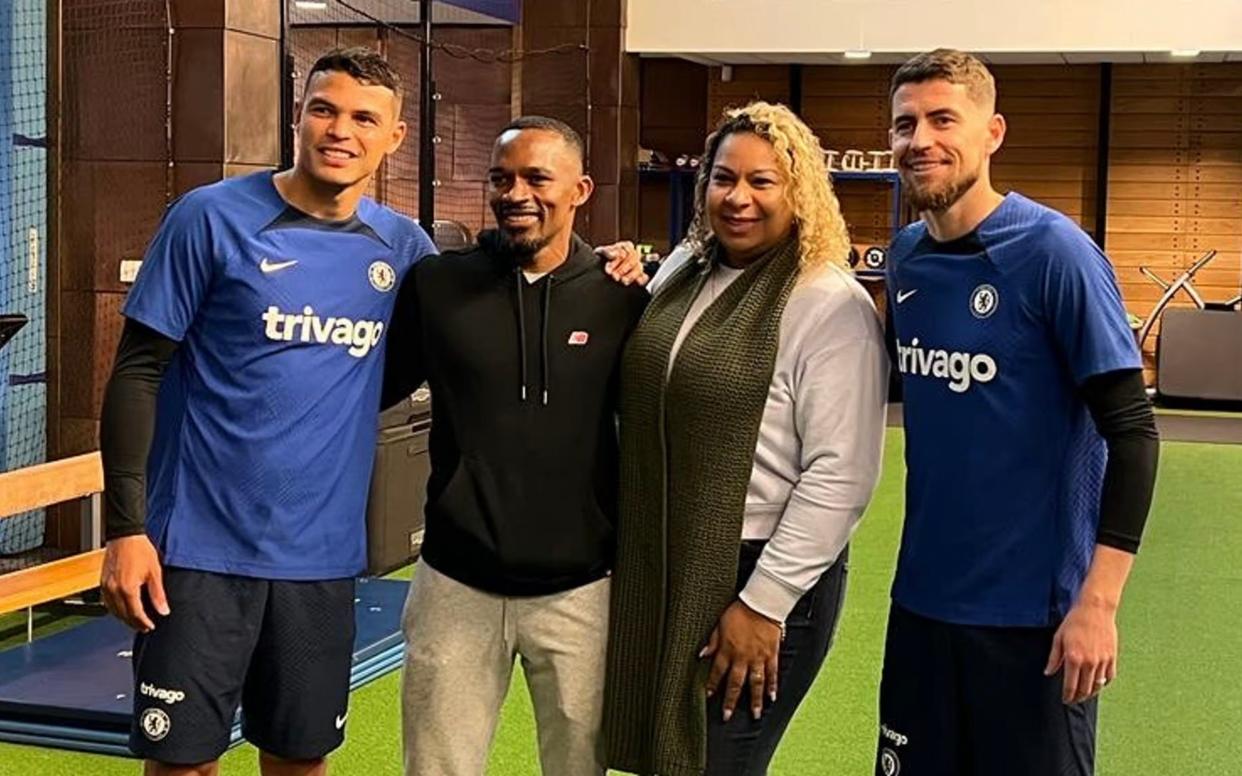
[407,221,439,266]
[1042,221,1142,384]
[122,192,218,342]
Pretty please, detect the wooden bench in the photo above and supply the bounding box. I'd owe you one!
[0,452,105,641]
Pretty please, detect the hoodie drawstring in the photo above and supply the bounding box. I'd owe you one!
[541,278,552,406]
[515,269,553,406]
[515,269,529,402]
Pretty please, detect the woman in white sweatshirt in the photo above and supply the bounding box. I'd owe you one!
[603,101,890,776]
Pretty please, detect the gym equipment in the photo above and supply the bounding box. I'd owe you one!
[431,220,473,251]
[862,246,887,270]
[1157,308,1242,403]
[0,313,27,353]
[1136,250,1240,350]
[840,150,866,171]
[1135,248,1242,403]
[0,576,408,757]
[867,150,895,170]
[823,149,894,172]
[368,388,432,575]
[1140,265,1206,309]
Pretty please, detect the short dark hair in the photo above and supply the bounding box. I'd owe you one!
[305,47,403,103]
[499,115,586,167]
[890,48,996,109]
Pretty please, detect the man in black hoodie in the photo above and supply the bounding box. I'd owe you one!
[383,116,648,776]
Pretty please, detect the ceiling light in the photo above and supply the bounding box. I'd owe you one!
[1170,49,1201,57]
[844,50,872,60]
[295,1,328,9]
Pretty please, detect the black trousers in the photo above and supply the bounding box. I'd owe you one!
[705,541,850,775]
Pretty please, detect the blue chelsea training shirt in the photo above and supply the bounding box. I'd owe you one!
[123,171,436,580]
[887,193,1141,627]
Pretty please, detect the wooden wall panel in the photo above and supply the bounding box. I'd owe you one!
[640,58,708,158]
[706,65,791,126]
[638,58,708,252]
[801,66,895,247]
[990,65,1100,233]
[1106,64,1242,375]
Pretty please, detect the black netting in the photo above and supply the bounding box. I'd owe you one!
[286,1,555,249]
[2,1,173,557]
[0,0,50,553]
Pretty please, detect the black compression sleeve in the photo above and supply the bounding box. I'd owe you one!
[1080,368,1159,554]
[99,320,178,540]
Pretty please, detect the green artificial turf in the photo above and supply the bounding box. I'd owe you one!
[2,432,1239,774]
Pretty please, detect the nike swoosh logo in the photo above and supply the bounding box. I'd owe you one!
[335,713,348,730]
[896,289,918,304]
[260,258,298,274]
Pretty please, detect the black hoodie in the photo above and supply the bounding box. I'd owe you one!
[382,230,649,596]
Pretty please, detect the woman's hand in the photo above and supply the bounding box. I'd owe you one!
[701,600,783,721]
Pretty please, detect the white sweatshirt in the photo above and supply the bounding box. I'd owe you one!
[650,247,889,622]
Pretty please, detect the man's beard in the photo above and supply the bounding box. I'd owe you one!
[492,206,551,265]
[904,170,978,213]
[495,229,552,266]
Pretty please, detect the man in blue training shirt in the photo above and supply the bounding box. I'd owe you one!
[877,49,1160,776]
[97,48,435,775]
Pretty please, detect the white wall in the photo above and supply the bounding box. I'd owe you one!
[626,0,1242,57]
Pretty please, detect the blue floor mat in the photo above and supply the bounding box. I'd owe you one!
[0,577,407,756]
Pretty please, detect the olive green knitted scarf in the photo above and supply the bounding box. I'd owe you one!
[604,235,801,776]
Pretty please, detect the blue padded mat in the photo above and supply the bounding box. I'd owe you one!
[0,576,407,756]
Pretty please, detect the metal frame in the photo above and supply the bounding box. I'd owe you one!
[418,0,437,231]
[1140,266,1206,309]
[79,492,102,552]
[830,169,904,233]
[1136,249,1223,350]
[17,492,102,643]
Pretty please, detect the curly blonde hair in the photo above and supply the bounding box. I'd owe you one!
[683,101,851,275]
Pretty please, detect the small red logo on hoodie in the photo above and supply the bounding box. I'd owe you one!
[568,331,590,346]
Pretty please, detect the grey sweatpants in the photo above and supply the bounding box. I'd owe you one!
[401,561,610,776]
